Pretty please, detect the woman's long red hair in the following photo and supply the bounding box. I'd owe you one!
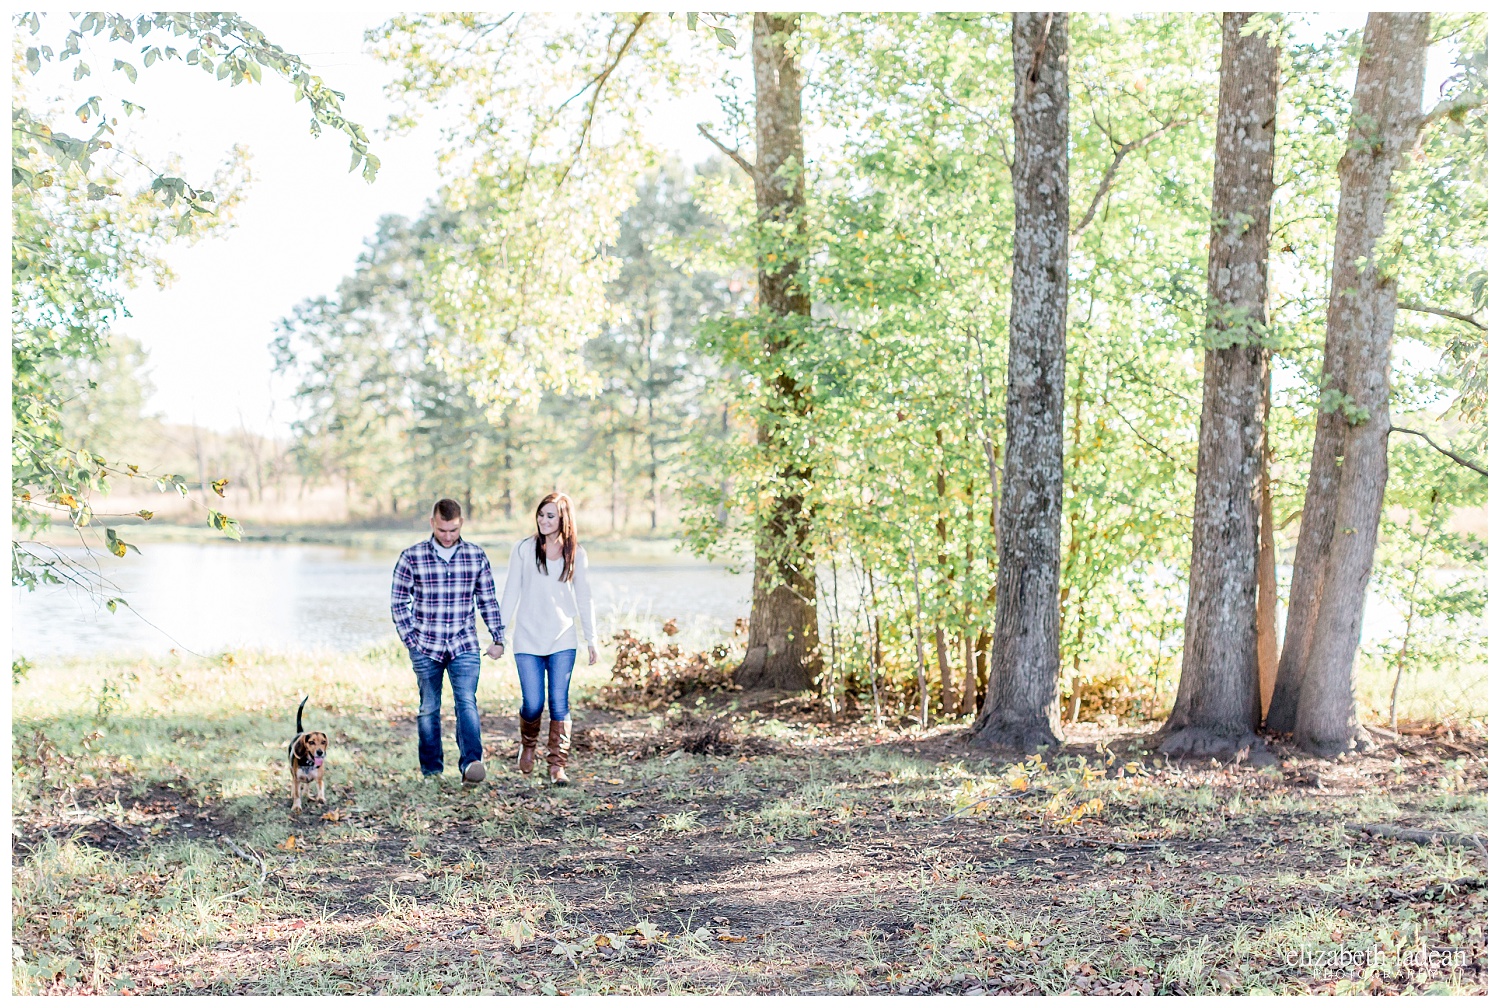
[533,492,577,582]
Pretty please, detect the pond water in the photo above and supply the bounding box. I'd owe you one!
[11,542,751,659]
[9,541,1463,661]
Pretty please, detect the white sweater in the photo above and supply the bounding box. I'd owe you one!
[498,537,597,656]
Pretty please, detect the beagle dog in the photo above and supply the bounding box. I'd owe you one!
[287,696,328,813]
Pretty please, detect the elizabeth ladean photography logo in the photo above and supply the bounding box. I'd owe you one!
[1282,944,1469,975]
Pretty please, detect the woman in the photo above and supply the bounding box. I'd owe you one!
[499,492,597,785]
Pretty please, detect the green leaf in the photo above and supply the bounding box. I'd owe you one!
[25,47,40,74]
[714,27,736,47]
[207,510,243,541]
[113,59,137,84]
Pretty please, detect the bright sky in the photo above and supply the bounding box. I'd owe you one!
[24,12,1460,437]
[27,10,728,436]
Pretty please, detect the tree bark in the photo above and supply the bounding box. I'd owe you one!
[971,12,1069,753]
[1286,13,1429,757]
[1255,363,1279,719]
[1290,13,1428,756]
[735,12,820,692]
[1156,12,1277,760]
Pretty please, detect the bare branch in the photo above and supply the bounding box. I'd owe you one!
[1072,120,1188,239]
[696,123,757,180]
[1389,426,1488,477]
[1397,300,1487,331]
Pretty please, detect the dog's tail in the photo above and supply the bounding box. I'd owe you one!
[296,695,309,735]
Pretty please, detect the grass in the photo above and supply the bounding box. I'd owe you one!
[12,648,1489,995]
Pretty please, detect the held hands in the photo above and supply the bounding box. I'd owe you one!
[588,645,598,666]
[486,642,505,660]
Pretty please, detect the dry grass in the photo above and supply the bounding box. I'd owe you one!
[12,649,1488,995]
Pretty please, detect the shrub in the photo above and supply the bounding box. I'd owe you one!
[598,624,739,711]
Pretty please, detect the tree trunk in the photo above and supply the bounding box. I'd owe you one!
[609,446,619,533]
[1255,362,1279,719]
[1288,13,1428,757]
[971,12,1069,753]
[933,429,955,715]
[975,625,992,712]
[1266,11,1428,753]
[962,635,977,716]
[735,12,820,692]
[1156,12,1278,760]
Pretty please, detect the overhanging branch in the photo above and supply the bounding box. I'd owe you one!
[1390,426,1488,477]
[1397,301,1487,331]
[696,123,757,180]
[556,13,650,185]
[1071,119,1189,240]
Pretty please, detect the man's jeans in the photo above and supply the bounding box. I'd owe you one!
[410,650,482,776]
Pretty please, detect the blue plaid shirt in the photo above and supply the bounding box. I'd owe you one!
[391,538,505,660]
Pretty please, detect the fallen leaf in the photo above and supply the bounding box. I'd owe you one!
[393,872,424,883]
[321,809,344,822]
[278,835,301,851]
[404,941,421,951]
[717,934,747,942]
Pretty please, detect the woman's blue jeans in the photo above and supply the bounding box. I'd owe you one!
[515,650,576,722]
[410,650,482,776]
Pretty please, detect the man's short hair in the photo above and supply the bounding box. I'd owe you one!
[433,499,462,521]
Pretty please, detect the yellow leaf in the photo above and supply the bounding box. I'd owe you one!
[211,478,228,497]
[136,509,154,520]
[279,835,300,851]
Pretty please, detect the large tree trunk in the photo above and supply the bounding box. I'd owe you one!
[1287,13,1429,757]
[1156,12,1278,760]
[735,13,820,692]
[1290,13,1428,756]
[971,12,1069,752]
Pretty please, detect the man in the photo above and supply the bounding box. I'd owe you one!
[391,498,505,782]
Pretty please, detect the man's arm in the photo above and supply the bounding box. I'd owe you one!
[391,551,418,647]
[475,552,505,653]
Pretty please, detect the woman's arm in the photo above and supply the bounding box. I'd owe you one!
[497,538,527,648]
[573,546,597,659]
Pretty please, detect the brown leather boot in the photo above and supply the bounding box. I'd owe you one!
[546,718,571,786]
[517,715,542,774]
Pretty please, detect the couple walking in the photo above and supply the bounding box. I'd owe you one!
[389,494,597,786]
